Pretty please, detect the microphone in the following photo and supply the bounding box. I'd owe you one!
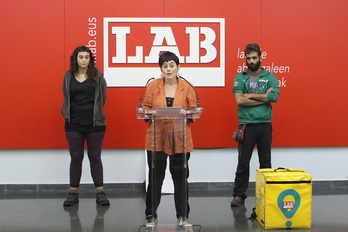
[179,76,200,108]
[139,77,155,108]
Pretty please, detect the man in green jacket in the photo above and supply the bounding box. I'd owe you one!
[231,43,280,207]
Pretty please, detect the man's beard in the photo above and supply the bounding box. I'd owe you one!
[247,60,261,72]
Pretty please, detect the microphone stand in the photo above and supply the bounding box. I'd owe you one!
[139,77,155,108]
[179,76,201,108]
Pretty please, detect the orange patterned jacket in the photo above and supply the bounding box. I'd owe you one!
[143,77,197,155]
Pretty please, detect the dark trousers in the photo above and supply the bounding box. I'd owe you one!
[145,151,190,219]
[233,123,272,198]
[65,131,105,188]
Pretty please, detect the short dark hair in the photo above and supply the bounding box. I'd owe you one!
[244,43,262,57]
[158,51,180,67]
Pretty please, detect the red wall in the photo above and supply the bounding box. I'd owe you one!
[1,0,347,149]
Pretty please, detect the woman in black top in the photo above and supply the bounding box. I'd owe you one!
[61,46,109,206]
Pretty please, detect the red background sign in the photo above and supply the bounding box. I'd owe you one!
[1,0,347,149]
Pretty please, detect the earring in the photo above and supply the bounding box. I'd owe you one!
[177,73,180,77]
[161,73,164,77]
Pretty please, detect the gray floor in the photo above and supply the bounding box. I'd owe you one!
[0,189,347,232]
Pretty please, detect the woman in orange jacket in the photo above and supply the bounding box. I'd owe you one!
[143,51,197,228]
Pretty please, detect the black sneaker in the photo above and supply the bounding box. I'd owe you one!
[177,216,192,227]
[145,215,157,228]
[230,196,245,207]
[63,191,79,206]
[96,191,110,206]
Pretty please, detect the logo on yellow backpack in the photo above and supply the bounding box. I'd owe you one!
[277,189,300,227]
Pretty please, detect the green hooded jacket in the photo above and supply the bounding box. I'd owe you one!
[233,68,279,123]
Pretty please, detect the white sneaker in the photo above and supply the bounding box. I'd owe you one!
[177,217,192,227]
[145,215,157,227]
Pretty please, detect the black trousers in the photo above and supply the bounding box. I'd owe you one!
[65,131,105,188]
[233,123,272,198]
[145,151,190,219]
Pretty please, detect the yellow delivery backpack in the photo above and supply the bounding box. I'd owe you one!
[255,168,312,229]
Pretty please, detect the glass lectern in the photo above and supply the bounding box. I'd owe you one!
[137,107,203,231]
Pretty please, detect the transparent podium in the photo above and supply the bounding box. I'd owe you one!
[137,107,203,232]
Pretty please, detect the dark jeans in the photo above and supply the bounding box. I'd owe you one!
[65,131,105,188]
[233,123,272,198]
[145,151,190,219]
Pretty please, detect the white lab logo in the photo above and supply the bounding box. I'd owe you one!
[103,18,225,87]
